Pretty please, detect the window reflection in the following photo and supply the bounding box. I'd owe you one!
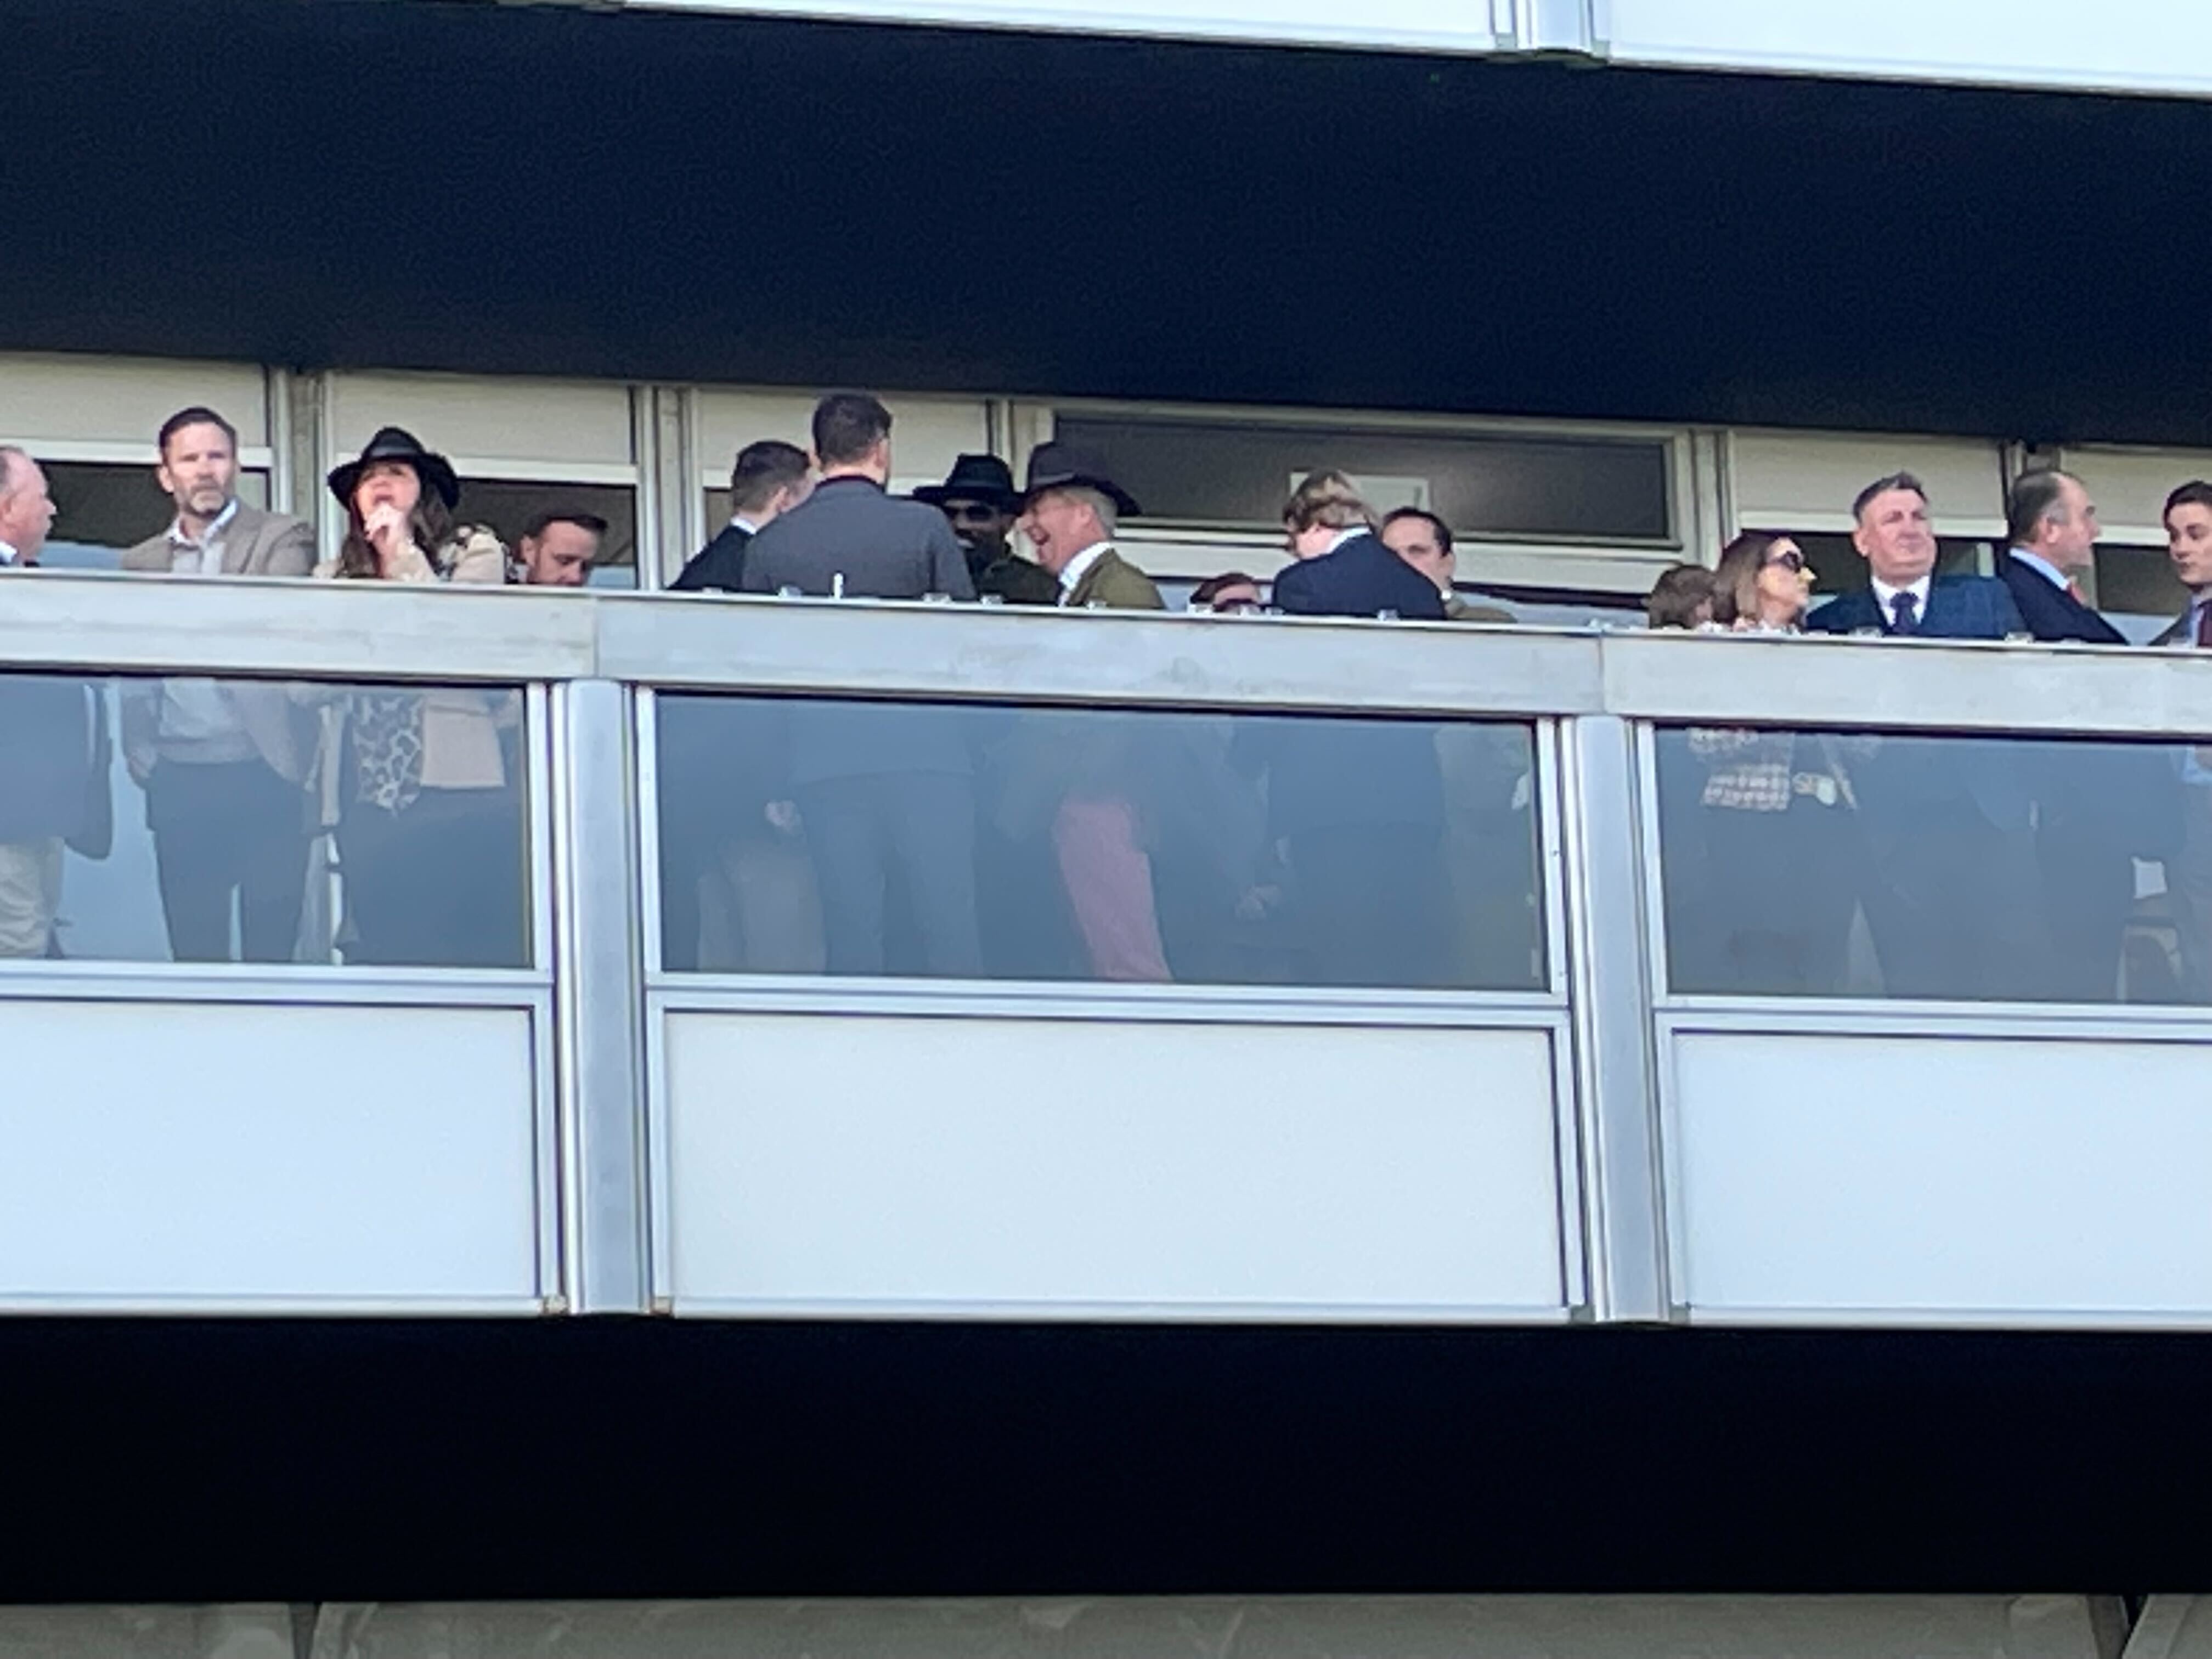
[656,695,1546,991]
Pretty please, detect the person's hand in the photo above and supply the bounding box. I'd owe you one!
[764,799,801,836]
[364,503,410,571]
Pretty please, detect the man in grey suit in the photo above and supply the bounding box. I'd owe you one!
[739,393,982,976]
[120,406,317,962]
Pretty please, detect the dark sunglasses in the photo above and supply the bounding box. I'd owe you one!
[1764,548,1808,573]
[944,502,1007,523]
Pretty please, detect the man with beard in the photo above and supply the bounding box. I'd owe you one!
[915,453,1059,605]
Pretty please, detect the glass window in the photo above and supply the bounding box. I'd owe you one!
[1051,414,1673,544]
[0,673,532,969]
[1654,723,2196,1004]
[2094,543,2190,636]
[653,695,1545,991]
[36,462,271,572]
[455,478,637,589]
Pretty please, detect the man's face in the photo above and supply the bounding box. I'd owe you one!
[156,421,238,522]
[1018,490,1101,574]
[2040,476,2101,574]
[520,520,598,586]
[1852,487,1937,587]
[0,453,56,560]
[1381,516,1453,588]
[2168,503,2212,589]
[940,496,1013,558]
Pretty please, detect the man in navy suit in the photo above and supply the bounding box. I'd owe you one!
[1249,473,1449,985]
[669,439,812,594]
[1805,472,2046,999]
[1996,469,2175,1000]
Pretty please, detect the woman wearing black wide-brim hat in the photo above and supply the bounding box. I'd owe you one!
[301,428,526,967]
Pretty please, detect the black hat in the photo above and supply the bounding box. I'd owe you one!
[913,453,1021,512]
[327,426,462,511]
[1020,441,1140,518]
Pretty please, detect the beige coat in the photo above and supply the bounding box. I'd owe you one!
[120,503,319,783]
[303,526,517,817]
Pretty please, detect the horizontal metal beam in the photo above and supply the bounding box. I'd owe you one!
[7,573,2212,737]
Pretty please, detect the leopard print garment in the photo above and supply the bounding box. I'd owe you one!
[350,692,427,812]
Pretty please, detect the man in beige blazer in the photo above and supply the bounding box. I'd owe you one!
[120,406,317,962]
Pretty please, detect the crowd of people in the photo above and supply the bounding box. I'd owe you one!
[1,390,2210,1001]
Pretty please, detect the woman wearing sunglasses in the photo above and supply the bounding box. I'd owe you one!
[1674,532,1865,994]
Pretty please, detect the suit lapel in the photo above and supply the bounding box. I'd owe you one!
[219,504,258,575]
[1067,551,1113,608]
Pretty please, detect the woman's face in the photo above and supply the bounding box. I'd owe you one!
[353,459,422,521]
[1755,536,1814,620]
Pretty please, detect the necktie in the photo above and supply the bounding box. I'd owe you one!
[1888,590,1920,635]
[2196,603,2212,649]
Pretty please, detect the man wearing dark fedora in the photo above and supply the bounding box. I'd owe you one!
[915,453,1058,606]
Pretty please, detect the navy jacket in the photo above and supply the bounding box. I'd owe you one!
[1271,532,1447,622]
[0,675,109,849]
[1803,573,2026,640]
[1997,552,2125,646]
[1805,574,2033,841]
[670,522,752,594]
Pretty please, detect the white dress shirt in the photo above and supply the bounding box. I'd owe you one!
[167,498,239,575]
[1056,539,1113,606]
[159,499,249,749]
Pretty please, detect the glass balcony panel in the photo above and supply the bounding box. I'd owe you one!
[1654,723,2198,1003]
[656,695,1547,991]
[0,672,533,969]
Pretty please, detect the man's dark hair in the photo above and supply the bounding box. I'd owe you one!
[522,509,608,542]
[1190,571,1262,609]
[811,392,893,468]
[2166,481,2212,522]
[1851,470,1928,523]
[2005,469,2076,549]
[1381,505,1452,554]
[157,405,239,456]
[730,439,811,512]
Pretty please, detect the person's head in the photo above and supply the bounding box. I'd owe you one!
[0,446,55,561]
[2165,480,2212,590]
[1850,471,1937,587]
[1190,571,1265,614]
[517,510,606,587]
[1646,562,1716,630]
[1380,507,1454,590]
[155,405,240,524]
[1282,470,1373,558]
[1711,532,1813,628]
[1018,484,1116,575]
[919,455,1022,560]
[2006,468,2100,575]
[730,439,814,527]
[337,460,454,578]
[811,392,893,481]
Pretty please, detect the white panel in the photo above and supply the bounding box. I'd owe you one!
[0,353,268,454]
[1609,0,2212,96]
[1728,430,2004,537]
[328,371,634,475]
[638,0,1504,52]
[693,388,989,489]
[0,1000,539,1305]
[0,1606,296,1658]
[1673,1029,2212,1318]
[308,1594,2110,1659]
[2061,447,2212,545]
[664,1013,1563,1313]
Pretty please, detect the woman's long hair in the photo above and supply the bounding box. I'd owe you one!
[1711,532,1784,628]
[337,476,456,579]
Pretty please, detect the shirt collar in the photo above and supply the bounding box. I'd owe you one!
[1870,573,1933,612]
[1056,539,1114,603]
[169,497,240,548]
[730,515,760,537]
[2008,548,2070,591]
[1325,526,1367,555]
